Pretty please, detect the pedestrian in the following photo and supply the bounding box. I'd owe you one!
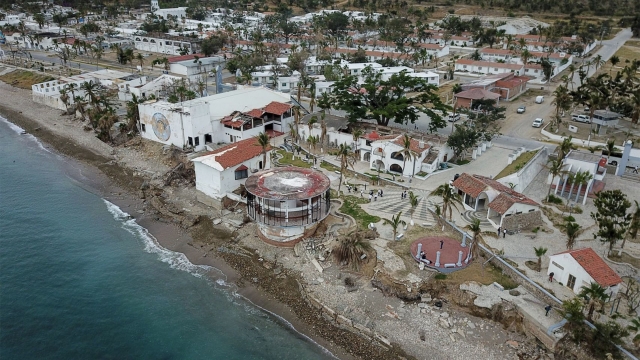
[347,186,351,193]
[368,194,372,202]
[380,189,384,197]
[440,240,444,249]
[400,192,404,200]
[634,165,639,174]
[548,272,554,282]
[545,305,552,316]
[374,194,378,201]
[360,189,364,197]
[354,186,358,192]
[503,229,507,238]
[497,226,501,236]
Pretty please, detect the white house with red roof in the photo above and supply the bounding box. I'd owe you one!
[547,248,622,297]
[452,173,541,230]
[191,137,271,201]
[138,86,292,152]
[367,134,434,177]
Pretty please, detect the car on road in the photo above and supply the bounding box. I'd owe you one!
[532,118,544,128]
[517,106,526,114]
[571,114,591,123]
[448,113,461,122]
[535,96,544,104]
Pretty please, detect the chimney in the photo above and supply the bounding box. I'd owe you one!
[419,141,425,149]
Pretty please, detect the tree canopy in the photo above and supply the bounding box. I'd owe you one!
[328,66,448,131]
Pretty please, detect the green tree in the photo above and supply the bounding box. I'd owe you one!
[564,221,582,250]
[446,124,480,160]
[591,190,632,254]
[255,132,270,170]
[560,297,586,342]
[430,183,462,221]
[552,85,572,128]
[468,218,483,260]
[399,134,417,176]
[590,321,629,358]
[337,143,354,193]
[125,94,144,133]
[579,282,609,321]
[329,67,448,130]
[384,212,407,241]
[201,35,224,57]
[534,246,547,272]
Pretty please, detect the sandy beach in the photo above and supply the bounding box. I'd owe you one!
[0,75,545,360]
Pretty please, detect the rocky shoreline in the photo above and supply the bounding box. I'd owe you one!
[0,77,547,360]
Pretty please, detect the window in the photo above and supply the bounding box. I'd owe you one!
[463,65,467,69]
[567,274,577,290]
[551,261,564,270]
[478,67,482,70]
[204,134,212,144]
[282,83,287,87]
[494,68,498,71]
[258,160,263,169]
[141,124,146,132]
[194,136,199,146]
[235,167,248,180]
[188,137,193,146]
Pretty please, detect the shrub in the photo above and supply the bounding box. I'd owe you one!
[547,194,563,204]
[344,276,355,287]
[564,215,576,222]
[435,273,447,280]
[532,227,540,233]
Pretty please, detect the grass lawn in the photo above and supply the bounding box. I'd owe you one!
[339,195,380,229]
[439,261,519,290]
[274,149,311,168]
[494,150,538,179]
[320,161,339,172]
[0,70,55,89]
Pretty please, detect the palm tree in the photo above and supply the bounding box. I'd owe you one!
[628,201,640,245]
[567,64,576,89]
[337,143,354,193]
[333,228,372,270]
[468,218,483,260]
[74,96,87,121]
[399,134,416,177]
[627,317,640,348]
[59,88,70,114]
[579,282,608,321]
[307,135,319,154]
[292,106,301,144]
[558,136,574,160]
[534,246,547,272]
[573,170,593,203]
[564,221,581,250]
[546,159,564,197]
[609,55,620,75]
[80,80,101,111]
[605,139,618,164]
[434,204,442,227]
[136,53,145,73]
[552,85,571,128]
[319,114,327,150]
[125,93,143,132]
[408,191,419,225]
[383,212,406,241]
[430,183,462,222]
[593,54,604,73]
[520,49,531,65]
[255,132,270,170]
[288,123,298,144]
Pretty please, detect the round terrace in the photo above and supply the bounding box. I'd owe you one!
[410,236,472,273]
[245,167,331,246]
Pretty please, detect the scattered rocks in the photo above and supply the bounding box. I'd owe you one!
[509,289,521,296]
[506,340,519,349]
[212,218,222,225]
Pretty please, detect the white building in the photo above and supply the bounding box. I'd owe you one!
[138,86,292,152]
[123,73,182,100]
[150,0,187,19]
[133,34,201,55]
[547,248,622,297]
[32,69,145,110]
[367,134,433,177]
[452,173,541,230]
[192,137,271,201]
[169,56,223,82]
[455,59,524,77]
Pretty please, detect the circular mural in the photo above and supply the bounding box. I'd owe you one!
[152,113,171,141]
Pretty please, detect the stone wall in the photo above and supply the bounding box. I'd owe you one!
[498,147,548,193]
[501,210,543,231]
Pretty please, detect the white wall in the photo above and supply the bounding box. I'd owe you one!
[548,253,620,298]
[195,153,270,200]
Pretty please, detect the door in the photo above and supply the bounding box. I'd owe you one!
[567,274,577,290]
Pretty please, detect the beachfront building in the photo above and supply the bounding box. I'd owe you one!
[137,86,292,152]
[191,137,271,202]
[245,167,331,246]
[452,173,542,230]
[32,69,146,110]
[547,248,622,297]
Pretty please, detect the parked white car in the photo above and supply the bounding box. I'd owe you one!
[571,114,591,123]
[532,118,544,128]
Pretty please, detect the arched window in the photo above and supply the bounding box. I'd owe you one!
[235,165,248,180]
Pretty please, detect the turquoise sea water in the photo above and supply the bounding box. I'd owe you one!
[0,117,332,360]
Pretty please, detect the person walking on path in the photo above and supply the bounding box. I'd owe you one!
[497,227,501,236]
[634,165,639,174]
[549,272,554,282]
[545,305,552,316]
[374,194,378,201]
[503,229,507,238]
[361,190,364,197]
[440,240,444,249]
[368,194,372,202]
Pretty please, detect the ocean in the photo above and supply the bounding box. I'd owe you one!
[0,117,333,360]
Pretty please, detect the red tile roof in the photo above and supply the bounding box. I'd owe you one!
[453,173,539,214]
[245,109,264,118]
[455,88,501,100]
[194,137,271,170]
[263,101,292,116]
[392,136,430,154]
[456,59,524,71]
[363,131,381,141]
[553,248,622,287]
[222,119,244,128]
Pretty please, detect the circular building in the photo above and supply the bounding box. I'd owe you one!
[245,167,331,246]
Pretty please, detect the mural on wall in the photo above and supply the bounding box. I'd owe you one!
[152,113,171,141]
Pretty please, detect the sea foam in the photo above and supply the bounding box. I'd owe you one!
[0,116,52,153]
[103,199,213,278]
